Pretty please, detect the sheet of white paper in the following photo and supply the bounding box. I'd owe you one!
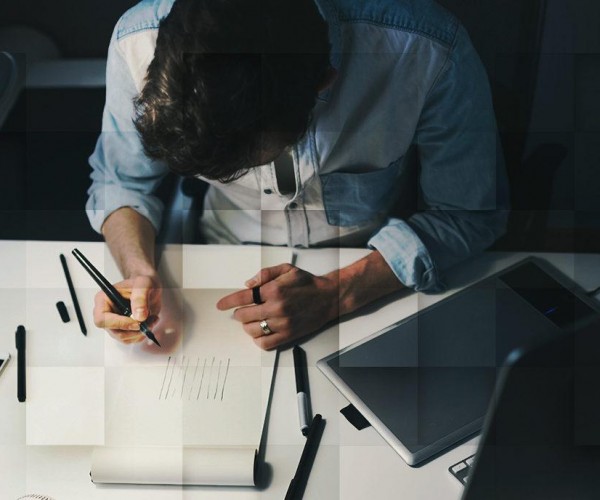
[182,245,293,289]
[26,367,105,445]
[96,245,291,485]
[104,355,265,447]
[104,288,277,446]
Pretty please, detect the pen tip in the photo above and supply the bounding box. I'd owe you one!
[148,333,161,347]
[140,323,160,347]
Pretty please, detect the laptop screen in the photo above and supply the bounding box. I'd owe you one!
[463,318,600,499]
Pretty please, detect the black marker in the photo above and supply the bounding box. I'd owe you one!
[285,414,325,500]
[71,248,160,347]
[293,345,310,436]
[16,325,26,402]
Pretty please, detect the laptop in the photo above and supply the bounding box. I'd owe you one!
[451,317,600,499]
[318,257,600,465]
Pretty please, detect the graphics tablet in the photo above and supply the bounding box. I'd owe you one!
[317,257,600,466]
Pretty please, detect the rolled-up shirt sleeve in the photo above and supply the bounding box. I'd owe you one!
[368,25,509,292]
[86,26,168,235]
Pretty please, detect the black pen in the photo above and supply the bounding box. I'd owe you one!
[293,345,310,436]
[60,253,87,335]
[16,325,26,402]
[71,248,161,347]
[285,414,325,500]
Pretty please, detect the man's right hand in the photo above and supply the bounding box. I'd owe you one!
[93,274,162,344]
[98,207,161,344]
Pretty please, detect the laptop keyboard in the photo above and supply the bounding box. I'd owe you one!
[449,454,476,485]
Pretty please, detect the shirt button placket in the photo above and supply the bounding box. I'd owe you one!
[287,200,309,248]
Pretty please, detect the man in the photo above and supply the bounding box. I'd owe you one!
[87,0,508,349]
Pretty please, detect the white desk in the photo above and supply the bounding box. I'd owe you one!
[1,241,599,500]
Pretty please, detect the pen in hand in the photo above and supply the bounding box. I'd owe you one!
[71,248,161,347]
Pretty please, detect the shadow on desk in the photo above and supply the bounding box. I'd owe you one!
[254,350,279,490]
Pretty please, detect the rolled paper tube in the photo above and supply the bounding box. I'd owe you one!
[91,446,257,486]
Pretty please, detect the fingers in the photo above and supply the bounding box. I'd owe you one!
[254,333,285,351]
[241,317,288,339]
[107,330,146,344]
[217,267,294,311]
[93,276,162,345]
[218,264,302,351]
[244,263,295,288]
[241,320,288,351]
[130,275,157,321]
[232,304,266,323]
[94,292,141,331]
[216,288,255,311]
[218,264,297,310]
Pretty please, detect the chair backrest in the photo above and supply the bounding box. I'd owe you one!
[0,51,21,128]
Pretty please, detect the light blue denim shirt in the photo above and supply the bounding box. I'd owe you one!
[87,0,509,292]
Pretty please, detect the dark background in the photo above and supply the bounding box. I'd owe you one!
[1,0,599,250]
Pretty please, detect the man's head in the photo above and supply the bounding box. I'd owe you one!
[134,0,331,182]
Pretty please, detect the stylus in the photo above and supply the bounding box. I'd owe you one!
[60,253,87,335]
[293,345,311,436]
[71,248,160,347]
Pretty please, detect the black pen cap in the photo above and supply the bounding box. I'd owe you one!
[15,325,25,349]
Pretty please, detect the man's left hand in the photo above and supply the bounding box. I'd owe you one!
[216,263,339,350]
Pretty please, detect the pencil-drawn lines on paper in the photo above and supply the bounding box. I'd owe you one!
[158,356,171,400]
[159,356,231,402]
[221,358,231,401]
[206,356,215,400]
[196,357,207,400]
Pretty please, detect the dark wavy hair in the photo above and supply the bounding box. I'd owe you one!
[134,0,331,182]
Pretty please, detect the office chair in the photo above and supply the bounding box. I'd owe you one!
[0,26,105,241]
[0,51,19,128]
[155,174,209,244]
